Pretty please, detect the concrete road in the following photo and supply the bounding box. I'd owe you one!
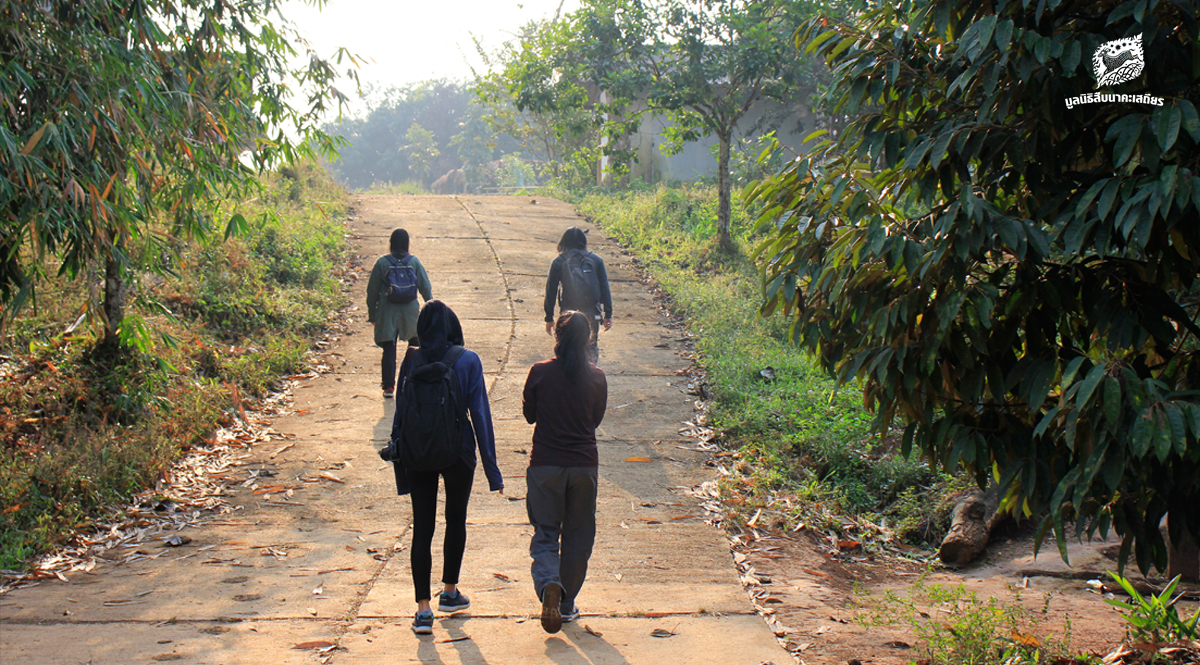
[0,195,790,664]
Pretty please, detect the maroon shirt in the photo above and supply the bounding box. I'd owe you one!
[522,358,608,467]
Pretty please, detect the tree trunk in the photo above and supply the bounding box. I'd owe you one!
[1168,515,1200,582]
[716,128,733,251]
[938,485,1004,565]
[101,234,127,348]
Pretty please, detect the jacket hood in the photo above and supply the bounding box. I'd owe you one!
[417,300,464,362]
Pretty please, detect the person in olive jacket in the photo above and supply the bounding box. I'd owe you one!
[366,228,432,397]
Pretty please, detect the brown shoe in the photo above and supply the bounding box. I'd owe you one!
[540,582,563,634]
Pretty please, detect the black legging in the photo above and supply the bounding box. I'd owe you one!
[405,458,475,602]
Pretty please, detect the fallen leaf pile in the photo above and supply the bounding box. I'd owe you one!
[0,382,304,593]
[1102,642,1200,665]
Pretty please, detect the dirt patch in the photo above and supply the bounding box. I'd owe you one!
[726,525,1166,663]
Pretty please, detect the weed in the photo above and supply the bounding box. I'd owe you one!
[859,578,1094,665]
[361,180,426,195]
[1104,572,1200,645]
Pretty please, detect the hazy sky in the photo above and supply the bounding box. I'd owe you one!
[283,0,580,114]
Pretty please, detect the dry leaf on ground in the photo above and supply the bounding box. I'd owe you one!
[292,640,335,650]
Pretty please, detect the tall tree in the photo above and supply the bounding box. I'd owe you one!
[404,123,440,183]
[637,0,813,250]
[749,0,1200,573]
[0,0,355,347]
[497,0,815,248]
[475,21,613,188]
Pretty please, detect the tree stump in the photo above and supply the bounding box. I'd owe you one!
[1167,515,1200,582]
[938,487,1003,565]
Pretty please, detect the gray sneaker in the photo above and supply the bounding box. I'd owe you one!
[411,610,434,635]
[561,602,580,623]
[438,589,471,613]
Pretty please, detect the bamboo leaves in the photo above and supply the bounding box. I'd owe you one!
[0,0,358,343]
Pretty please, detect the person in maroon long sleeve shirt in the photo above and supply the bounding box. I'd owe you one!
[523,311,608,633]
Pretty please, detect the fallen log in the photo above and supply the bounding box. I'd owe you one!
[938,486,1004,565]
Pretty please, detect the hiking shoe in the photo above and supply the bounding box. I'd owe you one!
[541,582,563,634]
[411,610,434,635]
[438,589,471,613]
[383,388,395,398]
[561,603,580,623]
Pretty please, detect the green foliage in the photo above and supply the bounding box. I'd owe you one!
[0,163,348,568]
[499,0,821,244]
[323,81,484,189]
[571,184,949,544]
[748,0,1200,573]
[473,18,607,189]
[0,0,357,344]
[861,579,1090,665]
[1104,572,1200,644]
[404,123,441,182]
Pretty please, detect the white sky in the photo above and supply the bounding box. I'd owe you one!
[282,0,580,115]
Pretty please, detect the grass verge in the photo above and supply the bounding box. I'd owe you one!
[562,183,965,550]
[0,161,349,570]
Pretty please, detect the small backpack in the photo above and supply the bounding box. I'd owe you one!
[384,346,467,472]
[559,249,601,312]
[384,255,419,304]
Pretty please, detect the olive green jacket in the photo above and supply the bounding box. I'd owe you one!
[366,253,432,344]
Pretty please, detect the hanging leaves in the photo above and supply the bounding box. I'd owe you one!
[0,0,360,341]
[748,0,1200,574]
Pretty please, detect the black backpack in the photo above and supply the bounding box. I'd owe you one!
[559,249,601,312]
[384,255,419,304]
[382,346,467,471]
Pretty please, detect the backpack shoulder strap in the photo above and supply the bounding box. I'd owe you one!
[442,345,466,369]
[386,255,399,267]
[404,348,426,375]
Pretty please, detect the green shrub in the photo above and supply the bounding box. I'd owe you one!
[0,161,349,568]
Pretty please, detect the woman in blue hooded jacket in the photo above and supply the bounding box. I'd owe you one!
[387,300,503,635]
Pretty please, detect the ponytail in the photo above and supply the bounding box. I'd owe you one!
[554,311,592,381]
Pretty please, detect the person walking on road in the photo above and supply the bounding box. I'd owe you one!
[383,300,504,635]
[522,310,608,634]
[366,228,432,398]
[543,227,612,362]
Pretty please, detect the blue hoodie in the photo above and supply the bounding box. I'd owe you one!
[389,301,503,494]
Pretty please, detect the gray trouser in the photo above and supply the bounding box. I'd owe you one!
[525,465,598,607]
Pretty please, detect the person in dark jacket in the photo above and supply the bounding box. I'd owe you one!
[366,228,433,398]
[388,300,503,635]
[523,310,608,634]
[543,227,612,362]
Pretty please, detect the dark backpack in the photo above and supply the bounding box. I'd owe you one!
[382,346,467,472]
[384,255,419,304]
[559,249,601,312]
